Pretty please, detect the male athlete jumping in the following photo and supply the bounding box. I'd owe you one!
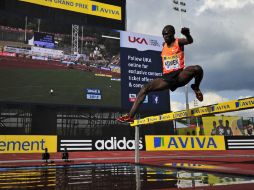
[117,25,203,123]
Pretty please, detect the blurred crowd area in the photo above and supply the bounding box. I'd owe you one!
[0,24,120,73]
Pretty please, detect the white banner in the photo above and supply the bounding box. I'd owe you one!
[120,31,164,52]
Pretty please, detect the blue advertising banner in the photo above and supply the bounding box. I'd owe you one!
[120,31,170,112]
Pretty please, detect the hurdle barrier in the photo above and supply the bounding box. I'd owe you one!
[131,97,254,127]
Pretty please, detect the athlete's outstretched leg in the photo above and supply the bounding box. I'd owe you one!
[177,65,204,101]
[117,78,170,122]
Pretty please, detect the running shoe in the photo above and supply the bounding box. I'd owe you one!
[191,84,203,102]
[116,114,134,123]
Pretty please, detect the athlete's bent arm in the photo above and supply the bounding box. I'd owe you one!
[178,27,193,46]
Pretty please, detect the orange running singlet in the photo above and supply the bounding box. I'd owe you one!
[161,38,184,74]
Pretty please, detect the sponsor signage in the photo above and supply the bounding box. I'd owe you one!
[131,97,254,126]
[4,46,30,55]
[31,46,64,58]
[19,0,122,20]
[132,118,150,126]
[0,135,57,153]
[238,97,254,109]
[0,52,16,57]
[94,137,143,151]
[191,106,213,116]
[59,137,144,151]
[211,101,238,113]
[60,139,92,151]
[225,136,254,150]
[120,31,163,51]
[145,135,225,151]
[120,31,169,112]
[86,88,102,100]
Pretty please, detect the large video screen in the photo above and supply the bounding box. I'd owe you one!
[34,32,55,49]
[0,0,170,112]
[0,10,121,107]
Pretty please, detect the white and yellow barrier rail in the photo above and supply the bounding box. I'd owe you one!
[131,97,254,127]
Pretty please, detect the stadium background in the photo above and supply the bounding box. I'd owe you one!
[0,0,173,148]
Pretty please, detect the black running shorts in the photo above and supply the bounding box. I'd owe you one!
[161,69,183,91]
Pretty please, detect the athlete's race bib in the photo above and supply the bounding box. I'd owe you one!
[163,55,180,71]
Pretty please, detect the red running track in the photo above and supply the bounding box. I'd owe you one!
[1,150,254,176]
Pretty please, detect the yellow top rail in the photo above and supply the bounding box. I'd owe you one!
[130,97,254,127]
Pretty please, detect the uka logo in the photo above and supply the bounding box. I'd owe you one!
[128,36,161,47]
[128,36,148,45]
[95,137,143,150]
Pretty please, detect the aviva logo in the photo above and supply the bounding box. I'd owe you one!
[154,137,165,148]
[92,4,121,20]
[239,97,254,109]
[146,135,225,151]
